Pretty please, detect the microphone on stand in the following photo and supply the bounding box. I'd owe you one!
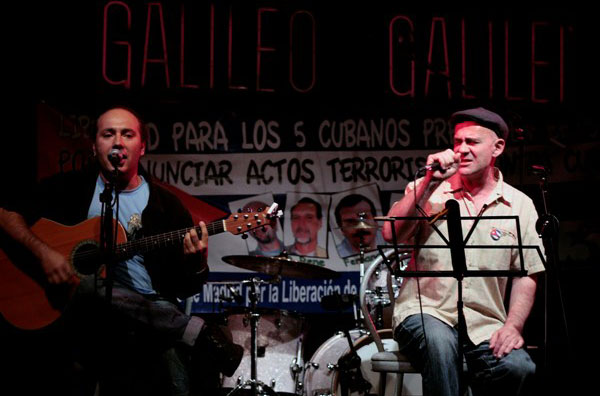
[108,148,125,168]
[531,164,547,176]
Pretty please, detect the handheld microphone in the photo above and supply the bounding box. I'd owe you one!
[417,161,443,174]
[108,148,125,167]
[421,161,442,172]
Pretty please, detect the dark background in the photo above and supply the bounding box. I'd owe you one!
[2,1,597,395]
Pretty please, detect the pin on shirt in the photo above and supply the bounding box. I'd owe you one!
[490,227,515,241]
[127,213,143,239]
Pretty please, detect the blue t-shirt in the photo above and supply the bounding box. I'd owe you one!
[88,175,154,294]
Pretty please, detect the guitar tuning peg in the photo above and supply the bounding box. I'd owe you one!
[241,233,248,240]
[237,208,242,213]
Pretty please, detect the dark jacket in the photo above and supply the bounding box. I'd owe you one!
[7,165,209,300]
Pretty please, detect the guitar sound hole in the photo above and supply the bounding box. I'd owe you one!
[73,242,102,275]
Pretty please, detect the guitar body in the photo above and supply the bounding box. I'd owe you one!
[0,217,126,330]
[0,203,280,330]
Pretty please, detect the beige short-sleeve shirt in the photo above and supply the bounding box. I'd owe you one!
[392,170,546,345]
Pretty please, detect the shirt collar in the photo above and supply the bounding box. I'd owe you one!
[442,168,513,205]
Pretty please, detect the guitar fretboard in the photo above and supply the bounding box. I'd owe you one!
[116,220,226,257]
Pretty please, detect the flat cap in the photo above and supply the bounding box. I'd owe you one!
[450,107,509,140]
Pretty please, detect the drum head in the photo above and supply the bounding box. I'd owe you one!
[221,308,307,395]
[303,329,401,396]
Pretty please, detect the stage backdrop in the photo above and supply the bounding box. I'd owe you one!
[33,1,594,313]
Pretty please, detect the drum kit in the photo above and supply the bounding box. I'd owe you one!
[214,217,411,396]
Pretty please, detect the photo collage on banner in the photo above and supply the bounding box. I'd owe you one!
[193,185,393,313]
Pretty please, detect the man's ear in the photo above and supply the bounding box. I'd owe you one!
[492,138,505,158]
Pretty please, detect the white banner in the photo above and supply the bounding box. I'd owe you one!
[142,149,431,195]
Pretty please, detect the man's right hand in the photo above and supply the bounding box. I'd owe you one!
[426,149,461,180]
[39,246,73,284]
[0,208,74,285]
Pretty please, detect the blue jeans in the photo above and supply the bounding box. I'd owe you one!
[69,278,192,395]
[394,314,536,396]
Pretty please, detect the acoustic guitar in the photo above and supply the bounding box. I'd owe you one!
[0,204,281,330]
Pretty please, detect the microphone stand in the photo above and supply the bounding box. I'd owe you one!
[532,166,569,385]
[226,277,277,396]
[445,200,469,394]
[99,168,120,303]
[357,228,367,328]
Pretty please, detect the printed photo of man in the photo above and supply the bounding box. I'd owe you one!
[285,196,328,258]
[241,200,284,257]
[334,193,385,258]
[229,194,283,258]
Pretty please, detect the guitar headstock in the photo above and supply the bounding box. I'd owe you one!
[224,202,282,236]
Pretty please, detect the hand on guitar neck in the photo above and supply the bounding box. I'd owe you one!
[182,221,208,259]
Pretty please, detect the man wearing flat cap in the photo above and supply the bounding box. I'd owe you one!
[383,107,545,396]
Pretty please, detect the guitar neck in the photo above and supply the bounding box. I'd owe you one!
[116,220,225,257]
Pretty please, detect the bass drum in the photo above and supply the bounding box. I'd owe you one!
[221,308,307,396]
[303,329,398,396]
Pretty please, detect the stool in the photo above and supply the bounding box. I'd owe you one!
[371,350,419,396]
[360,250,418,396]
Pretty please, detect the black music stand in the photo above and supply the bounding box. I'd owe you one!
[375,199,546,393]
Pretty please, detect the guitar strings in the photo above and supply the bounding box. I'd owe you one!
[71,214,265,261]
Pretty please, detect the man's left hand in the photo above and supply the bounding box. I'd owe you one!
[183,221,208,256]
[489,323,524,358]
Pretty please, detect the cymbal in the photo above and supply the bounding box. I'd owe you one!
[222,255,340,279]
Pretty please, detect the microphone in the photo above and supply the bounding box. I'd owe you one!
[418,161,443,173]
[108,148,125,167]
[531,165,547,176]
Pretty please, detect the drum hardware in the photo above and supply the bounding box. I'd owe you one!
[364,286,390,330]
[317,294,372,396]
[290,337,305,395]
[222,255,340,280]
[304,332,373,396]
[344,212,380,325]
[362,249,410,330]
[221,255,318,396]
[336,328,372,396]
[222,305,306,395]
[337,212,380,289]
[302,251,416,396]
[304,329,401,396]
[224,277,278,396]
